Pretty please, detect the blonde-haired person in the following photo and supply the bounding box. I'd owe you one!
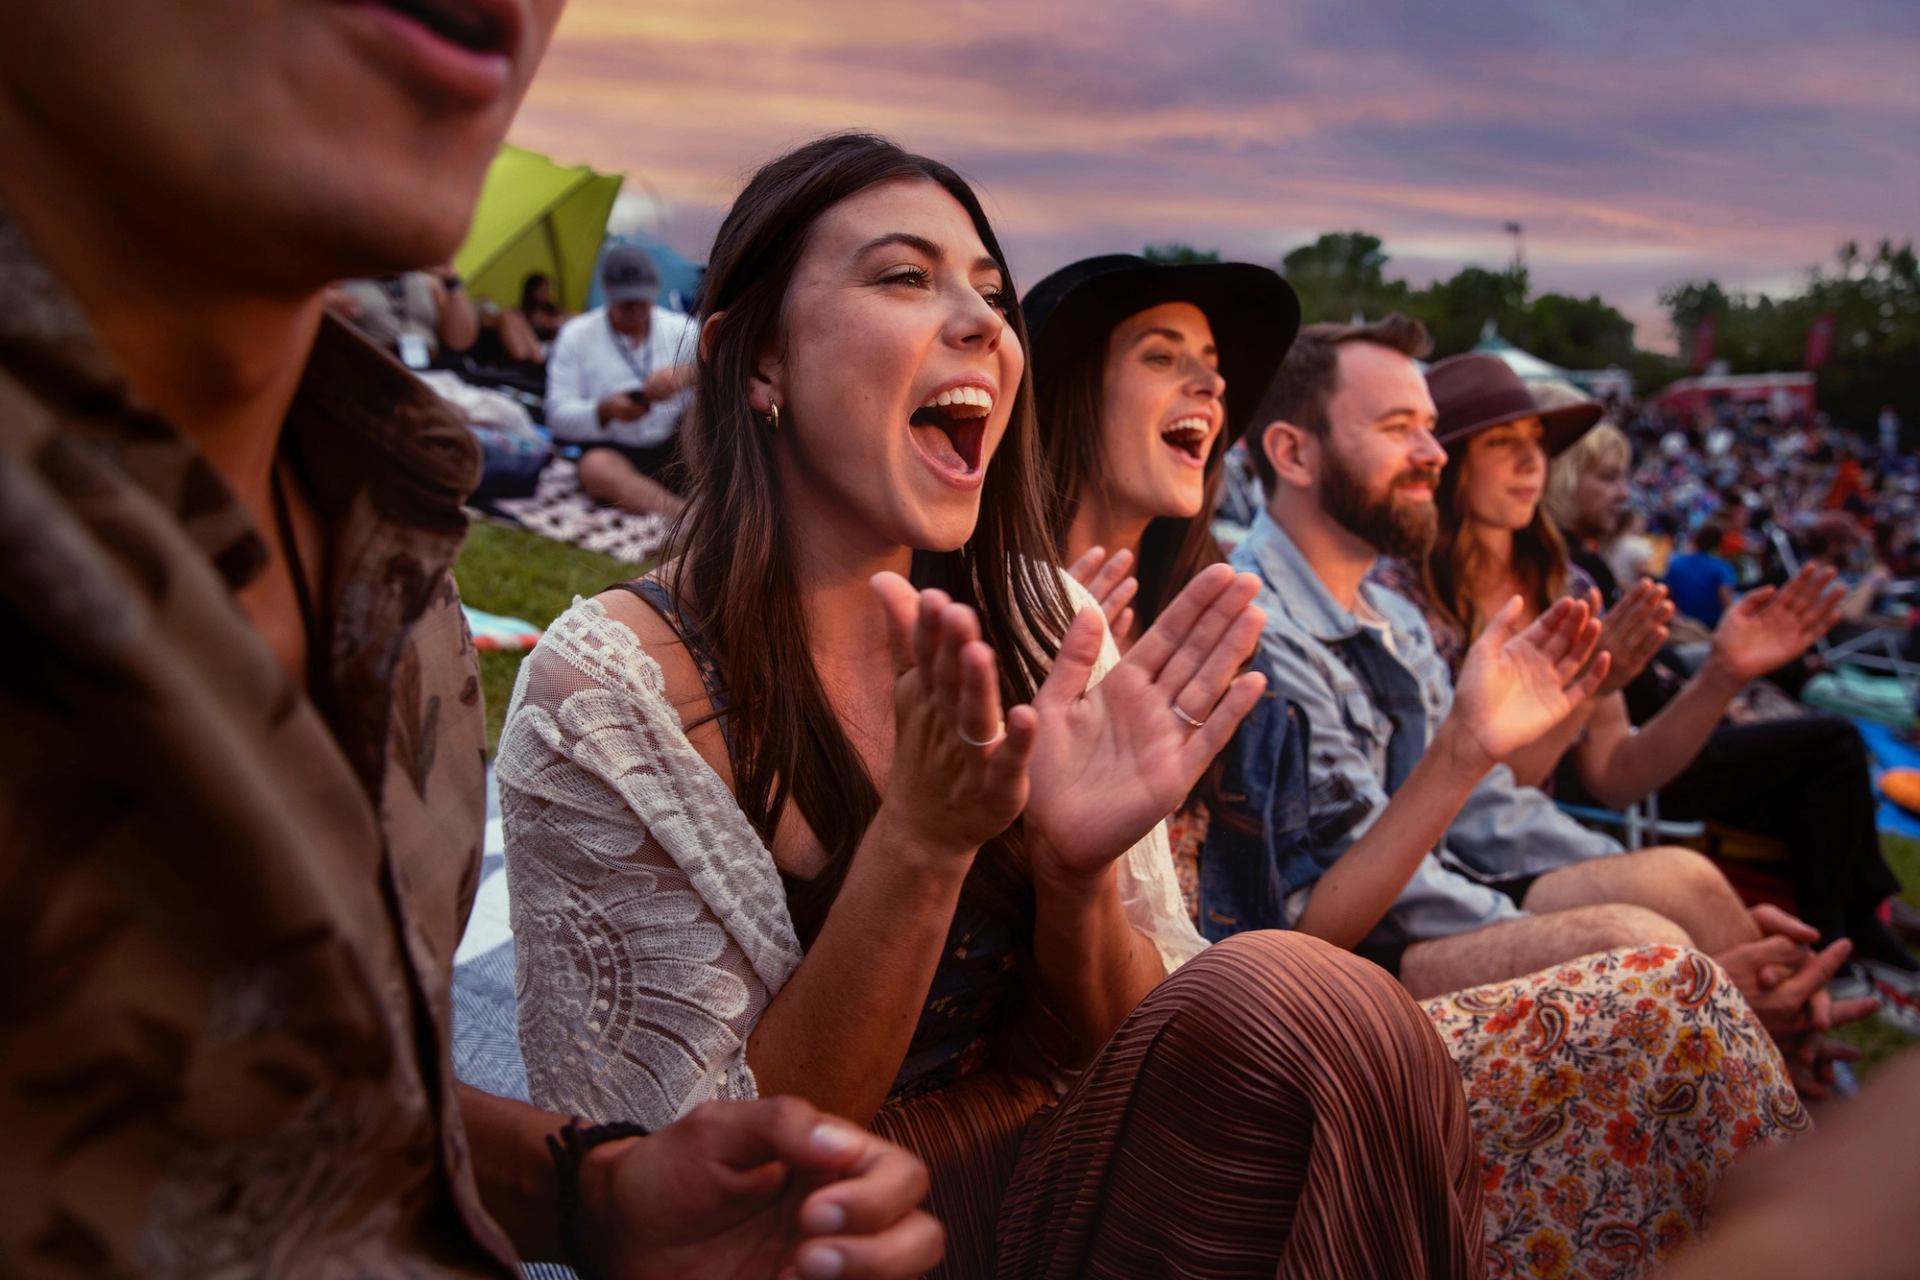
[1541,412,1649,597]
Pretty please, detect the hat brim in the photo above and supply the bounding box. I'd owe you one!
[1024,258,1301,444]
[605,285,659,306]
[1436,398,1604,457]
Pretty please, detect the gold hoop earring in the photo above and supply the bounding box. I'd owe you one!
[766,402,780,432]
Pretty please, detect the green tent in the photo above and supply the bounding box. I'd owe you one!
[1472,321,1569,382]
[453,144,623,313]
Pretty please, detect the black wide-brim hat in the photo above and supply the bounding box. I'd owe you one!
[1427,352,1602,456]
[1022,255,1301,444]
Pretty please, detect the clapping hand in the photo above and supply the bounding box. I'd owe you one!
[1710,563,1844,684]
[1023,564,1267,885]
[590,1097,945,1280]
[1450,596,1610,767]
[1066,545,1139,645]
[1587,581,1674,696]
[869,573,1039,857]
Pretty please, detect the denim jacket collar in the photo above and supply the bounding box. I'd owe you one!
[1241,508,1419,647]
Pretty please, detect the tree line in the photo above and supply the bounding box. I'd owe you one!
[1144,233,1919,430]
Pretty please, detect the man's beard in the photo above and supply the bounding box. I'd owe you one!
[1321,439,1440,560]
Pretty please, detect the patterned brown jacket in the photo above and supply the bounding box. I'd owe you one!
[0,213,517,1278]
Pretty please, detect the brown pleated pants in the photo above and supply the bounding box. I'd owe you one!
[872,931,1486,1279]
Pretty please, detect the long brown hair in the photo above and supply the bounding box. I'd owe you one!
[1425,434,1570,643]
[667,133,1071,941]
[1036,336,1226,631]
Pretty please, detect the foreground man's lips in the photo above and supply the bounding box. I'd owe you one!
[337,0,522,107]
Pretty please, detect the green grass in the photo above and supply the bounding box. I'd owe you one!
[1830,832,1920,1078]
[453,519,644,753]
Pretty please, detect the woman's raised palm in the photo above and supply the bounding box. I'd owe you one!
[1023,565,1267,882]
[1452,596,1610,765]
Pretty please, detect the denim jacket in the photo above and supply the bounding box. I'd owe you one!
[1224,511,1620,947]
[1196,685,1313,941]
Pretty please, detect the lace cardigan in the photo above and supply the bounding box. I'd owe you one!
[496,585,1208,1130]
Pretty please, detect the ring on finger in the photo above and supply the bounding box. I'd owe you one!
[958,720,1006,749]
[1170,702,1207,730]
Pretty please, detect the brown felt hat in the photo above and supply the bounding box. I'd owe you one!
[1426,353,1602,456]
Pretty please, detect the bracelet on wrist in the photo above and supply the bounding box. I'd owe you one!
[547,1116,650,1278]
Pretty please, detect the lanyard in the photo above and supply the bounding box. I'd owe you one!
[607,311,654,386]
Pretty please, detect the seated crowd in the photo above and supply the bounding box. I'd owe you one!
[6,2,1918,1276]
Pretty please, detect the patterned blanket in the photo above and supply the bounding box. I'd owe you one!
[487,458,672,565]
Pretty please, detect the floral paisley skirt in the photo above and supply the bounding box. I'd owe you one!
[1425,944,1809,1279]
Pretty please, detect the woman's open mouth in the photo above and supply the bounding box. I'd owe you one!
[909,385,991,486]
[1160,416,1212,469]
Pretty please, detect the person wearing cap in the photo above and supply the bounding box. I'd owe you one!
[1231,322,1858,1067]
[544,243,699,516]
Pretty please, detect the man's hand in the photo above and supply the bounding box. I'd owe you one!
[581,1097,944,1280]
[1714,905,1877,1041]
[1449,595,1610,767]
[1587,581,1673,696]
[1708,563,1844,684]
[599,390,650,424]
[1066,545,1138,644]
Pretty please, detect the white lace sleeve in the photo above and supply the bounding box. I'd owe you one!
[495,597,804,1129]
[1061,575,1210,974]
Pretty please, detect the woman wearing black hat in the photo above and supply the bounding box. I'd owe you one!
[1023,254,1301,647]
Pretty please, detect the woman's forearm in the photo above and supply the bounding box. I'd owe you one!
[1296,719,1488,950]
[1501,704,1590,789]
[1027,857,1166,1055]
[745,809,974,1124]
[1584,664,1741,809]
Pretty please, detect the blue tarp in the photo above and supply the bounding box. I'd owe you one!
[1853,717,1920,840]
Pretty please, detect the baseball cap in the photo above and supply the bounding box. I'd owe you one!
[601,244,660,305]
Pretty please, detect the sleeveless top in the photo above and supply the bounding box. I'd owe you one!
[612,578,1022,1099]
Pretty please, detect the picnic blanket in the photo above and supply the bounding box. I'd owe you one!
[486,458,672,565]
[462,605,542,653]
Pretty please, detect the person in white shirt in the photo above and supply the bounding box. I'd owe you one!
[545,244,697,516]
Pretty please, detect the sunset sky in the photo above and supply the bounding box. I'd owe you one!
[509,0,1919,348]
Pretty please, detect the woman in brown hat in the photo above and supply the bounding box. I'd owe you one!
[1374,354,1877,1092]
[1383,354,1839,795]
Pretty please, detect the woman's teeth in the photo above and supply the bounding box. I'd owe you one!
[918,385,994,415]
[1161,416,1210,459]
[908,386,993,474]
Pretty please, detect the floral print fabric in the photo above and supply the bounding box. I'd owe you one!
[1424,945,1809,1279]
[1168,817,1807,1278]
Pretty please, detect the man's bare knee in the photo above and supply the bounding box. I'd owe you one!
[1634,845,1733,896]
[1559,902,1693,952]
